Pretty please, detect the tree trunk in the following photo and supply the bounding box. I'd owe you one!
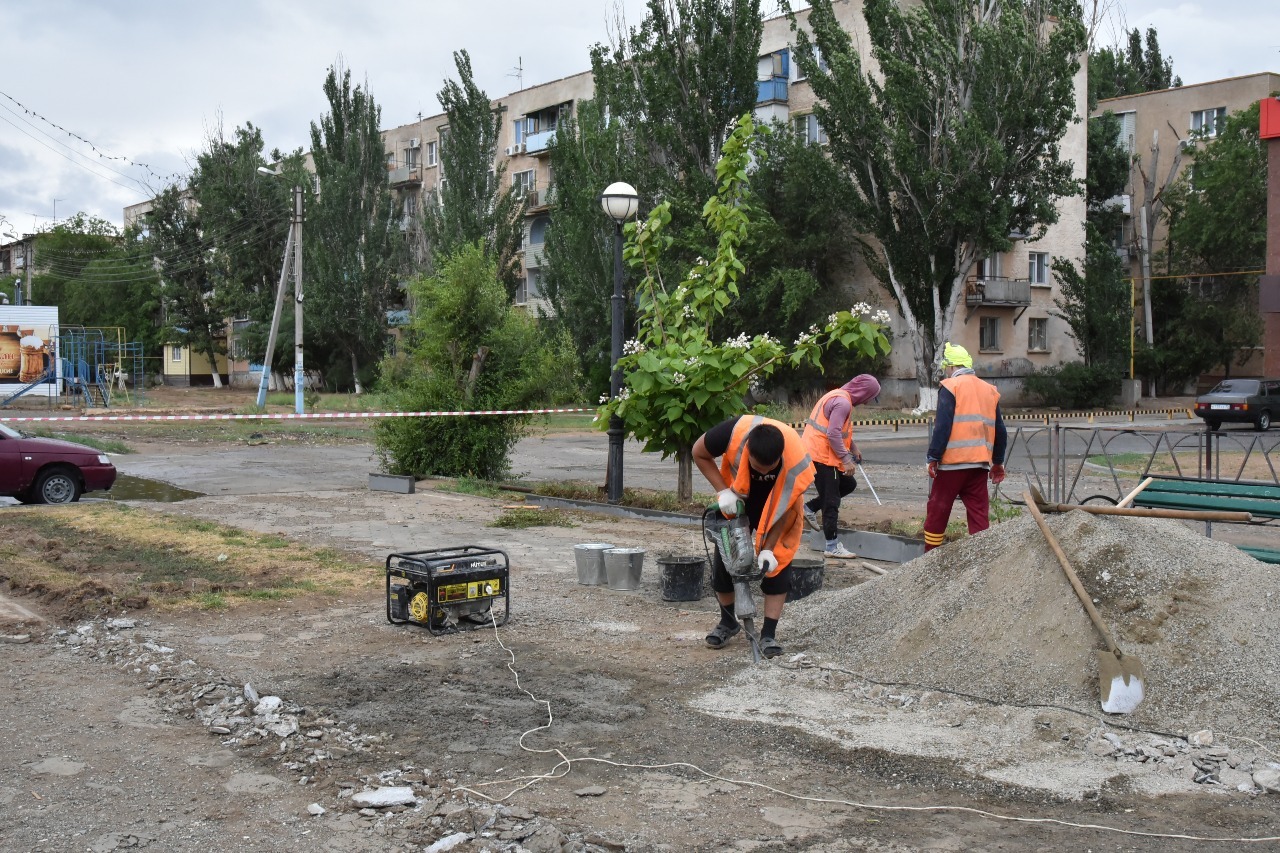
[463,346,490,405]
[350,350,363,395]
[203,344,224,389]
[676,444,694,504]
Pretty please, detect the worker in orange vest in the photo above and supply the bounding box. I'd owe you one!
[692,415,814,659]
[801,374,881,559]
[924,343,1007,551]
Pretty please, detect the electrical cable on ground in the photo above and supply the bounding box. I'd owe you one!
[453,613,1280,845]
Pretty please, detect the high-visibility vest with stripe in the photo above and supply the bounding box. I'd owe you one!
[802,389,852,467]
[939,373,1000,466]
[720,416,815,573]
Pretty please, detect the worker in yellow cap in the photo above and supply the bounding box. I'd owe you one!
[923,343,1007,551]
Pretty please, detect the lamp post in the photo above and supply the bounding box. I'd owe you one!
[599,181,639,505]
[256,166,305,415]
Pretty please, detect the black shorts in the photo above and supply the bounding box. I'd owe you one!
[710,548,792,597]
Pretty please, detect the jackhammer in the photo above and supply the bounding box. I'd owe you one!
[703,504,765,663]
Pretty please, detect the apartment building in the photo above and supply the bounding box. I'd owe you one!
[1095,73,1280,292]
[383,4,1088,404]
[382,71,595,316]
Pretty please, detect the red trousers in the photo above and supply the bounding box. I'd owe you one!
[924,467,990,551]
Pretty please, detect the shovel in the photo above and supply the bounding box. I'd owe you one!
[1024,492,1146,714]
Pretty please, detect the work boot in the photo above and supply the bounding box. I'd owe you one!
[803,505,820,531]
[823,541,857,560]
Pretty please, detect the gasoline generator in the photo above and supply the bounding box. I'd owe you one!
[385,546,510,636]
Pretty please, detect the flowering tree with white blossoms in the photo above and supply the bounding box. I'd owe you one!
[598,114,892,501]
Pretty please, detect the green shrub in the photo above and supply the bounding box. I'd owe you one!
[1022,362,1122,409]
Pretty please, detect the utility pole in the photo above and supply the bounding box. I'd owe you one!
[254,220,294,407]
[292,185,304,415]
[24,235,33,304]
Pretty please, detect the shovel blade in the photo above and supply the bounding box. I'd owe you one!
[1096,650,1145,714]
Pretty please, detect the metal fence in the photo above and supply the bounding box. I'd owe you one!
[1000,424,1280,505]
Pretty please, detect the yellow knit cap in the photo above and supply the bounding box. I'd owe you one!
[941,342,972,369]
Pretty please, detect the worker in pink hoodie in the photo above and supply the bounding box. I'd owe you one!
[800,374,881,558]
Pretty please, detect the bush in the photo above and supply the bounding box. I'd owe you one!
[1022,362,1122,409]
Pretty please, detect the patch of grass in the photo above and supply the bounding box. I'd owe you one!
[527,480,710,515]
[26,428,131,455]
[0,504,375,617]
[488,507,576,529]
[440,477,508,499]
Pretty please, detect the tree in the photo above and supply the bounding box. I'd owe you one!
[544,0,764,399]
[373,242,579,480]
[307,64,405,393]
[789,0,1087,407]
[1051,111,1131,368]
[146,186,229,387]
[1155,102,1266,384]
[420,51,526,297]
[191,120,308,382]
[30,214,165,355]
[541,99,644,390]
[599,116,891,500]
[1088,27,1181,105]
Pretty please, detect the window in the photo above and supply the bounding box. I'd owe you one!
[171,346,183,362]
[512,169,535,198]
[1028,318,1048,352]
[976,254,1002,279]
[516,270,542,305]
[404,194,418,217]
[1027,252,1049,285]
[794,113,827,145]
[979,317,1001,351]
[425,140,437,167]
[386,151,396,168]
[513,119,525,145]
[1114,110,1136,155]
[793,43,828,81]
[405,147,418,169]
[1190,107,1226,137]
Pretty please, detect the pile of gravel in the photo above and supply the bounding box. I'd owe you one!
[788,511,1280,744]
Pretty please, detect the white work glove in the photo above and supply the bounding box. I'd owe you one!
[717,488,741,517]
[757,549,778,576]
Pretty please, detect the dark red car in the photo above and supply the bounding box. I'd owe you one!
[0,423,117,504]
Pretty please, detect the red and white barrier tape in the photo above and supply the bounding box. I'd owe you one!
[0,407,594,424]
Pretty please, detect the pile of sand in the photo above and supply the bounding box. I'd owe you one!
[787,511,1280,743]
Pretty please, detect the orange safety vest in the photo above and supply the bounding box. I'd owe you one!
[802,389,853,467]
[939,373,1000,466]
[719,416,815,573]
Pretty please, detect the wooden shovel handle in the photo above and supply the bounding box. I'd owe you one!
[1024,492,1120,657]
[1116,477,1155,509]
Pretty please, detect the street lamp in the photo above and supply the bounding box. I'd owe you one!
[599,181,639,505]
[255,166,305,415]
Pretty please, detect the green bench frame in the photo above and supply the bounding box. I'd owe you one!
[1131,477,1280,564]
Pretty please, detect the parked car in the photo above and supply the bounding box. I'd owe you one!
[1193,378,1280,431]
[0,423,117,504]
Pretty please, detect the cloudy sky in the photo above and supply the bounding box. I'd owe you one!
[2,0,1278,237]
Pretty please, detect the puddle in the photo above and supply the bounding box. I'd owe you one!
[106,474,204,502]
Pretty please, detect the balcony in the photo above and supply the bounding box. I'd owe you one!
[755,76,788,105]
[525,128,557,155]
[523,242,547,270]
[526,187,557,210]
[388,165,421,186]
[964,277,1032,324]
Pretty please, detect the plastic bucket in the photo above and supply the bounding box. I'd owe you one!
[604,548,645,591]
[786,558,824,603]
[573,543,614,585]
[657,556,706,601]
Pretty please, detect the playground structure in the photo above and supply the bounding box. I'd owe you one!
[1,326,146,409]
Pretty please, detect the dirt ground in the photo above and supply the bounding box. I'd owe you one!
[4,422,1280,852]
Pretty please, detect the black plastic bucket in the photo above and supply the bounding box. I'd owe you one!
[786,558,824,603]
[658,556,706,601]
